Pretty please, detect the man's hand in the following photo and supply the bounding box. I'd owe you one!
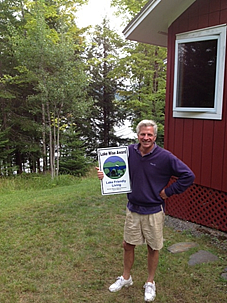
[160,189,168,200]
[95,167,104,180]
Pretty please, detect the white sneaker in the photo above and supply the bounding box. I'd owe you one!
[109,276,133,292]
[144,281,156,302]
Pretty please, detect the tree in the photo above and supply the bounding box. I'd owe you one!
[0,129,15,175]
[84,18,127,153]
[0,0,91,176]
[111,0,148,19]
[20,0,90,177]
[0,0,41,174]
[111,0,167,146]
[59,128,88,176]
[116,43,167,145]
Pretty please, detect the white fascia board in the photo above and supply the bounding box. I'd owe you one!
[123,0,196,47]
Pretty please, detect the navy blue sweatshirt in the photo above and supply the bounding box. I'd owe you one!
[127,143,195,214]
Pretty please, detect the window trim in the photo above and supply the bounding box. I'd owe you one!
[173,24,227,120]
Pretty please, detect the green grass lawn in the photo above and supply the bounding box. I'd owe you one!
[0,170,226,302]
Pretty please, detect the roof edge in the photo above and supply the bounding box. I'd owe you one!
[123,0,196,47]
[123,0,161,37]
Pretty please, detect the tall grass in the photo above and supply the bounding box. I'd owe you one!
[0,169,226,302]
[0,173,78,192]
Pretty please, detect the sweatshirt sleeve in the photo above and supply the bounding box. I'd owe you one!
[164,155,195,197]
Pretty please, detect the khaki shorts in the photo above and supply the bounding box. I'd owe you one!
[124,207,165,250]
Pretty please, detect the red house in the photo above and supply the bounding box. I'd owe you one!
[123,0,227,232]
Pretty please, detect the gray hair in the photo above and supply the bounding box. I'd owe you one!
[136,120,158,136]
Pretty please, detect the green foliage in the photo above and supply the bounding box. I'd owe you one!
[0,0,168,175]
[111,0,148,19]
[84,18,128,152]
[59,128,92,176]
[110,1,167,146]
[115,43,167,146]
[0,0,91,176]
[0,129,15,175]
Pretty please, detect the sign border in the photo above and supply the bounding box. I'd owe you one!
[97,146,131,195]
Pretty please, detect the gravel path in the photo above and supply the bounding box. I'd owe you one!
[164,215,227,251]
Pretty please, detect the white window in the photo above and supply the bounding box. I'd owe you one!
[173,24,226,120]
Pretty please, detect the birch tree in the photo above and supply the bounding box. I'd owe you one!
[1,0,90,176]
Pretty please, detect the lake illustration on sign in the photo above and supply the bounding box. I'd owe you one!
[103,156,126,179]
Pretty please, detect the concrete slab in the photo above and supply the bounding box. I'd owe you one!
[188,250,219,266]
[167,242,198,254]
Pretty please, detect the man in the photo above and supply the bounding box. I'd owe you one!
[96,119,195,302]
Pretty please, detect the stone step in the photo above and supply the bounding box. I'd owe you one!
[167,242,198,254]
[167,242,227,280]
[188,250,219,266]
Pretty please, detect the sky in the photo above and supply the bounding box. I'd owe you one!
[76,0,124,34]
[77,0,136,139]
[114,120,137,139]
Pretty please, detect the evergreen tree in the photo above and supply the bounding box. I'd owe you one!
[0,129,15,175]
[59,128,88,176]
[84,18,127,153]
[0,0,40,174]
[0,0,91,176]
[116,43,167,146]
[111,0,167,146]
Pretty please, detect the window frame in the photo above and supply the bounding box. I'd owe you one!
[172,24,227,120]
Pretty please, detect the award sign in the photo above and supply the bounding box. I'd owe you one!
[97,146,131,195]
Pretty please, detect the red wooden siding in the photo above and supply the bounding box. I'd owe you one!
[221,0,227,10]
[191,120,203,181]
[165,0,227,193]
[222,109,227,189]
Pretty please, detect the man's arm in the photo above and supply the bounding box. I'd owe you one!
[164,156,195,198]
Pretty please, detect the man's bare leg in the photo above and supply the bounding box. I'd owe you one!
[122,241,135,280]
[147,245,159,282]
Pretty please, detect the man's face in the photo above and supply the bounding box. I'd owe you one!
[138,126,156,151]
